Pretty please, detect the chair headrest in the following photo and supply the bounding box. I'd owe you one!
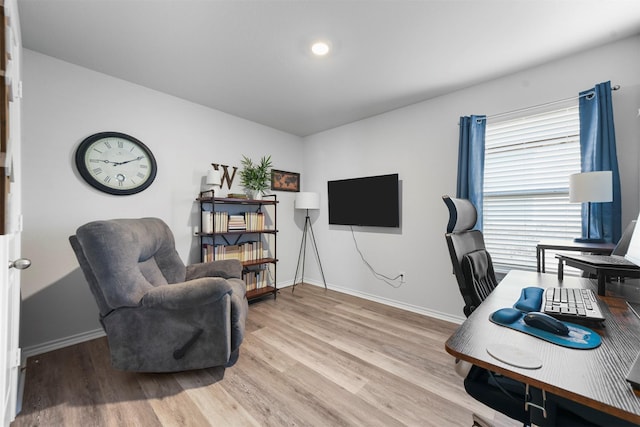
[442,195,478,233]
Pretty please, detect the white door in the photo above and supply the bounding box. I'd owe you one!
[1,233,28,426]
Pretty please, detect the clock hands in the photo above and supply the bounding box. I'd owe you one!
[99,156,144,166]
[113,156,144,166]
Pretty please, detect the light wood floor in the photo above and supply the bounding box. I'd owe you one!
[13,284,516,426]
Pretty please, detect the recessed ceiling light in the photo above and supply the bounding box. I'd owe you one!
[311,41,330,56]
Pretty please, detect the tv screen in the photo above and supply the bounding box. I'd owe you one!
[327,173,400,227]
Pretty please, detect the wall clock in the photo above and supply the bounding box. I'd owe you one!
[75,132,158,195]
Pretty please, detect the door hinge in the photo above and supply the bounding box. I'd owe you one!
[11,348,21,368]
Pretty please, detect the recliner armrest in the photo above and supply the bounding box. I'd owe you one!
[185,259,243,281]
[141,277,232,310]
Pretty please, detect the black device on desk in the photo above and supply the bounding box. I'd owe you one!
[559,219,640,272]
[524,311,570,335]
[556,218,640,296]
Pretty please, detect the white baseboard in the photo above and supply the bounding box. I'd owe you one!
[21,328,106,362]
[295,279,465,325]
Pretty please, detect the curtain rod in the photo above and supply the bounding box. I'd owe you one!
[485,84,620,121]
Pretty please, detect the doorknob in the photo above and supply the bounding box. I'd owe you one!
[9,258,31,270]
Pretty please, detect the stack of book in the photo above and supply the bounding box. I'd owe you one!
[228,215,246,230]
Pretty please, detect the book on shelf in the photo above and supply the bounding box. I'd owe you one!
[202,211,230,233]
[214,211,228,232]
[216,244,241,261]
[201,211,213,234]
[227,193,248,199]
[202,241,266,263]
[245,212,265,231]
[244,266,269,291]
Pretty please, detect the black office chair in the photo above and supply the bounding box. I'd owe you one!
[443,195,498,317]
[443,195,638,427]
[443,195,529,425]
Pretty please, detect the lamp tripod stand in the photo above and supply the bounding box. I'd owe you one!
[293,209,327,291]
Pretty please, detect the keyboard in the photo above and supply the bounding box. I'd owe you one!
[542,287,605,322]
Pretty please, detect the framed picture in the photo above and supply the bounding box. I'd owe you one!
[271,169,300,192]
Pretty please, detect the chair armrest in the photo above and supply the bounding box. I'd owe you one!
[186,259,243,280]
[141,277,232,310]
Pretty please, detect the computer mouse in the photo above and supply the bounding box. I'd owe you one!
[523,312,570,336]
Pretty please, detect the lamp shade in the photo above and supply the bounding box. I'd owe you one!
[295,192,320,210]
[569,171,613,203]
[206,169,221,186]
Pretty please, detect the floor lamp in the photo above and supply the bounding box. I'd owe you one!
[570,171,613,243]
[293,192,327,291]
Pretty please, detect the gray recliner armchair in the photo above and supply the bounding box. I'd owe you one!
[69,217,248,372]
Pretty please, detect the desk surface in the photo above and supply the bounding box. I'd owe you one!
[445,270,640,424]
[536,240,616,252]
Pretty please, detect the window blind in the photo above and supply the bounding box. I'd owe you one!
[483,106,581,272]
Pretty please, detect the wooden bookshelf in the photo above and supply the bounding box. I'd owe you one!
[196,193,278,300]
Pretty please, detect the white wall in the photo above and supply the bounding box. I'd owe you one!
[20,50,304,352]
[19,35,640,353]
[302,35,640,322]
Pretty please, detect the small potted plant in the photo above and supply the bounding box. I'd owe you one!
[239,155,272,199]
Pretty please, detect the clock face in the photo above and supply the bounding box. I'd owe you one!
[75,132,157,195]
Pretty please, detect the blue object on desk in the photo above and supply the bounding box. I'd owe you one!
[490,307,601,349]
[513,286,544,312]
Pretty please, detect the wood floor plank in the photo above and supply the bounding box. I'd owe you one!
[238,332,298,373]
[173,369,261,427]
[251,322,370,394]
[85,337,162,427]
[13,284,518,426]
[232,342,403,427]
[136,373,211,426]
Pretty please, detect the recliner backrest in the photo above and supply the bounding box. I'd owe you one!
[71,217,187,312]
[443,195,497,317]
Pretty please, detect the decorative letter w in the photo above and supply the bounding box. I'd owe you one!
[212,164,237,190]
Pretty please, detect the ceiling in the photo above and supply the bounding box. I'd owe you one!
[17,0,640,137]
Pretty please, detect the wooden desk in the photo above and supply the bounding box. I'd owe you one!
[445,270,640,425]
[536,240,615,273]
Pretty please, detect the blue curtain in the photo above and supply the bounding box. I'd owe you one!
[457,115,486,230]
[579,81,622,242]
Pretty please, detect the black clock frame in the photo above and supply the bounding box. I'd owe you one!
[75,131,158,196]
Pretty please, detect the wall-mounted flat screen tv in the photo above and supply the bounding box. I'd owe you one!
[327,173,400,227]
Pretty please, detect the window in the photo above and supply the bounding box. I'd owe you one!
[483,106,581,272]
